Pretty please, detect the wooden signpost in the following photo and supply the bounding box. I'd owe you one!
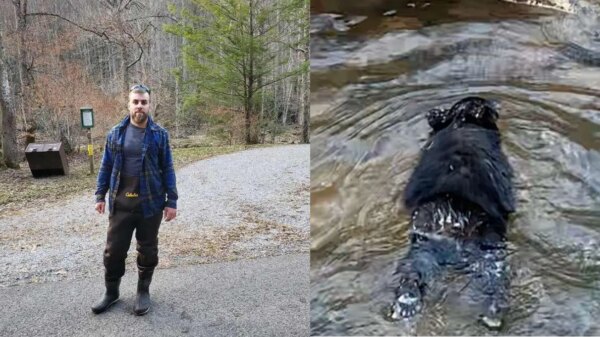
[80,107,95,174]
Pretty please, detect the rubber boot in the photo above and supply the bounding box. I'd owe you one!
[133,267,153,316]
[91,279,120,314]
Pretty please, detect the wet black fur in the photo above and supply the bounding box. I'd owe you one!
[391,97,515,326]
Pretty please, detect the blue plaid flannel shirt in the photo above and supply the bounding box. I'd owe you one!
[95,115,178,218]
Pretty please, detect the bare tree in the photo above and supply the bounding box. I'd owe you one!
[13,0,32,140]
[0,31,19,168]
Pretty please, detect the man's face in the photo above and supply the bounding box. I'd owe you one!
[128,91,150,126]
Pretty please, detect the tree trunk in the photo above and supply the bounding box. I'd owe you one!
[245,98,252,144]
[15,0,30,142]
[175,72,180,138]
[300,70,309,144]
[120,43,129,95]
[0,33,20,168]
[301,2,310,144]
[245,0,256,145]
[282,78,292,125]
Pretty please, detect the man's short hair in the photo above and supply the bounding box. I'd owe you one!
[129,84,151,96]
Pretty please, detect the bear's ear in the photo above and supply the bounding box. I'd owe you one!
[426,108,456,132]
[449,97,500,130]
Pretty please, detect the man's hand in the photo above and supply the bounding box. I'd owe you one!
[95,202,106,214]
[164,207,177,221]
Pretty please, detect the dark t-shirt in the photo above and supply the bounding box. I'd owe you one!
[121,123,145,177]
[115,123,145,212]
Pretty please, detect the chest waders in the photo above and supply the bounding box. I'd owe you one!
[93,174,162,316]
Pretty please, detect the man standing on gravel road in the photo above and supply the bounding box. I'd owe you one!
[92,84,178,316]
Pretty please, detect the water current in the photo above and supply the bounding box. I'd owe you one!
[310,0,600,335]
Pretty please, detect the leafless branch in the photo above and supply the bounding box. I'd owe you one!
[26,12,110,41]
[201,85,245,99]
[122,30,143,69]
[254,68,303,92]
[122,0,134,11]
[26,55,34,72]
[126,14,176,22]
[268,39,307,54]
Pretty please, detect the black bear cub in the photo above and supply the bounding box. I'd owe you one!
[391,97,515,329]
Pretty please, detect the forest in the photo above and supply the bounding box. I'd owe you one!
[0,0,309,169]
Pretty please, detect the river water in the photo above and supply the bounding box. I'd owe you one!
[310,0,600,335]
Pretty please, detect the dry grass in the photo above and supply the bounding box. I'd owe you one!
[158,203,308,266]
[0,154,98,213]
[161,218,308,264]
[291,182,310,196]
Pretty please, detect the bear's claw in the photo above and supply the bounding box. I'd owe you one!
[391,279,423,319]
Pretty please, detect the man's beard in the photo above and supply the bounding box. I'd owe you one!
[132,111,147,124]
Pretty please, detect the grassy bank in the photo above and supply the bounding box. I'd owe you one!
[0,144,268,210]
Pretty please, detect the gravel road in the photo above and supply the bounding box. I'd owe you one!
[0,145,309,287]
